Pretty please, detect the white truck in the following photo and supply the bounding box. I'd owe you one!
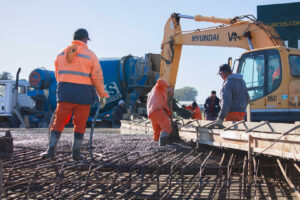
[0,69,35,127]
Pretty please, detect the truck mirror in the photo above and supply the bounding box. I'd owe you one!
[232,59,240,72]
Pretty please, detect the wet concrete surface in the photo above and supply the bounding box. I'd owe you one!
[1,128,195,157]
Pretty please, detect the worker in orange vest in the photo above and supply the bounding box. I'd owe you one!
[41,29,109,161]
[216,64,249,125]
[184,101,202,120]
[147,78,173,146]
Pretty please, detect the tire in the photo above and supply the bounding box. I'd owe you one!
[0,121,11,128]
[8,116,21,128]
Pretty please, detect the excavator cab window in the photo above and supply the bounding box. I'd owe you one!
[239,55,265,100]
[289,55,300,77]
[267,53,281,93]
[238,49,282,101]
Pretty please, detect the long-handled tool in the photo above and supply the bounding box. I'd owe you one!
[89,102,101,161]
[47,109,56,140]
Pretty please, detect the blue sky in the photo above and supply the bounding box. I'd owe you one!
[0,0,298,102]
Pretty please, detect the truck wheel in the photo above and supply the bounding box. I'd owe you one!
[0,121,10,128]
[8,116,21,128]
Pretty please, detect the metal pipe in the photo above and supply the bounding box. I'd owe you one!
[248,135,253,184]
[178,14,194,19]
[0,160,3,199]
[195,15,233,24]
[247,37,254,50]
[89,102,101,161]
[277,159,300,199]
[178,14,235,25]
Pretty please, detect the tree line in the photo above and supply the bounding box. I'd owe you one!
[0,71,13,80]
[174,86,198,101]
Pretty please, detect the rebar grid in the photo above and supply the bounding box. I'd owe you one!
[1,146,300,199]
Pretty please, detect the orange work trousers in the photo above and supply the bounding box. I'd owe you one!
[51,102,91,134]
[225,112,246,122]
[149,109,172,141]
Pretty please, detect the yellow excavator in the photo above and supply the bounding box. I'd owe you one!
[160,13,300,122]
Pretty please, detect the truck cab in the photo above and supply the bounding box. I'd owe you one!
[237,46,300,122]
[0,80,35,127]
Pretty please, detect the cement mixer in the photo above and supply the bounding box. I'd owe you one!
[26,53,160,127]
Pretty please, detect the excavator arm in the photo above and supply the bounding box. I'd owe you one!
[160,13,284,88]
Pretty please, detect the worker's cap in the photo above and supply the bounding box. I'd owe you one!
[192,101,198,107]
[218,64,232,74]
[73,28,90,41]
[119,100,125,105]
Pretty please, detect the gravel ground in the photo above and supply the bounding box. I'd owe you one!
[2,128,194,156]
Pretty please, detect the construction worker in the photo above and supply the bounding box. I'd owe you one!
[111,100,126,128]
[184,101,202,120]
[272,65,281,89]
[147,78,173,146]
[204,91,220,120]
[41,28,108,161]
[215,64,249,125]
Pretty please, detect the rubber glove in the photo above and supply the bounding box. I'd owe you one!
[215,118,224,126]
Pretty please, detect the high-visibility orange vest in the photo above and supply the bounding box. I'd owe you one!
[272,66,280,80]
[185,105,202,120]
[55,40,107,105]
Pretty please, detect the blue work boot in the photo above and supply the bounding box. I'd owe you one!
[72,132,86,162]
[159,131,170,146]
[41,131,61,159]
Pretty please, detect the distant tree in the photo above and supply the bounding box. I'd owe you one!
[174,87,198,101]
[0,72,13,80]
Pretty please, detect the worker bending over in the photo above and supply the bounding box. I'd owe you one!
[41,29,108,161]
[184,101,202,120]
[147,78,173,146]
[215,64,249,125]
[111,100,126,128]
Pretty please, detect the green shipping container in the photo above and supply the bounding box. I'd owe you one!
[257,2,300,48]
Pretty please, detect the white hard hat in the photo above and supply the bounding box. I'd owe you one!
[119,100,125,105]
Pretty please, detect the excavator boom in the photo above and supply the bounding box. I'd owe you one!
[160,13,284,88]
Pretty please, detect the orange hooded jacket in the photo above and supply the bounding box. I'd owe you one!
[147,78,171,118]
[55,40,108,105]
[185,105,202,120]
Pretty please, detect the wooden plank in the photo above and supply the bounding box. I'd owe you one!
[121,120,300,161]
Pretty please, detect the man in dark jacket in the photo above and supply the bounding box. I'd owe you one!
[216,64,250,125]
[111,100,126,128]
[204,91,220,120]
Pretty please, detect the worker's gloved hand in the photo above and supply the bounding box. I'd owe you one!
[215,118,224,126]
[99,97,106,109]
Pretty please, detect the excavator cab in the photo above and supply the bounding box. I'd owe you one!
[237,47,300,122]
